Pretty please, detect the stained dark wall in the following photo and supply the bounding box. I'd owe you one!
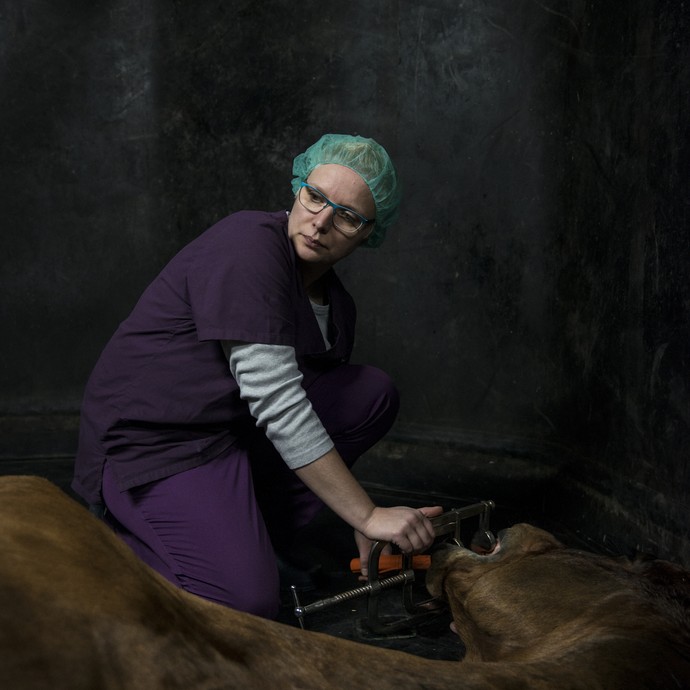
[1,2,688,563]
[546,1,690,561]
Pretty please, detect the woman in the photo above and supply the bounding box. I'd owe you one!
[73,133,440,619]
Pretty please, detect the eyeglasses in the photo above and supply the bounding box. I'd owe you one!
[297,183,374,236]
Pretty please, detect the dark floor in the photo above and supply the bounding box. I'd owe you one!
[0,455,599,661]
[271,485,596,660]
[274,494,464,660]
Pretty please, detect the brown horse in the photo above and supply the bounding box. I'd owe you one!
[1,475,688,689]
[427,522,690,689]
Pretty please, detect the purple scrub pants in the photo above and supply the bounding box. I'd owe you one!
[101,364,399,619]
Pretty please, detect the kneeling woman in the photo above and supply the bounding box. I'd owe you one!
[73,133,439,619]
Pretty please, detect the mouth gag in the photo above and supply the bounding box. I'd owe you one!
[291,500,495,638]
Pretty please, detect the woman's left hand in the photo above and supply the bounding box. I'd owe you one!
[354,505,443,580]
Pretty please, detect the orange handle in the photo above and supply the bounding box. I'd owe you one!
[349,554,431,574]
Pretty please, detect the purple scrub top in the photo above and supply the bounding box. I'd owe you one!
[73,210,356,505]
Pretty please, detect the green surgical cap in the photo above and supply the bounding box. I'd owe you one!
[291,133,401,248]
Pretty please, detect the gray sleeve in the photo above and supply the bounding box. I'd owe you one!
[223,341,334,469]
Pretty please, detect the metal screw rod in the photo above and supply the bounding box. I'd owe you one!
[293,570,415,622]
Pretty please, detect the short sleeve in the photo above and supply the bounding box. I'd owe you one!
[187,211,299,346]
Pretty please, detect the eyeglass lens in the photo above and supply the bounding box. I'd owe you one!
[299,186,364,235]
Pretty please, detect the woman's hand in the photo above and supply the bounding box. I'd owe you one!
[354,505,443,579]
[354,530,391,580]
[294,450,443,578]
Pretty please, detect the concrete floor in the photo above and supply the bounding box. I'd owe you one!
[0,454,592,662]
[274,494,464,661]
[273,484,595,660]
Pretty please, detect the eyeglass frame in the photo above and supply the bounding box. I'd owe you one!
[296,182,375,236]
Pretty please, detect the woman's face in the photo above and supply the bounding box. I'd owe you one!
[288,164,376,279]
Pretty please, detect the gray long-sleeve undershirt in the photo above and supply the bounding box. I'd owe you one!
[223,331,334,470]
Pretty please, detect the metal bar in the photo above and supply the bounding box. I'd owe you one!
[291,500,495,635]
[292,570,415,625]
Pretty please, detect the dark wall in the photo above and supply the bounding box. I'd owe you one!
[545,1,690,561]
[1,1,688,563]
